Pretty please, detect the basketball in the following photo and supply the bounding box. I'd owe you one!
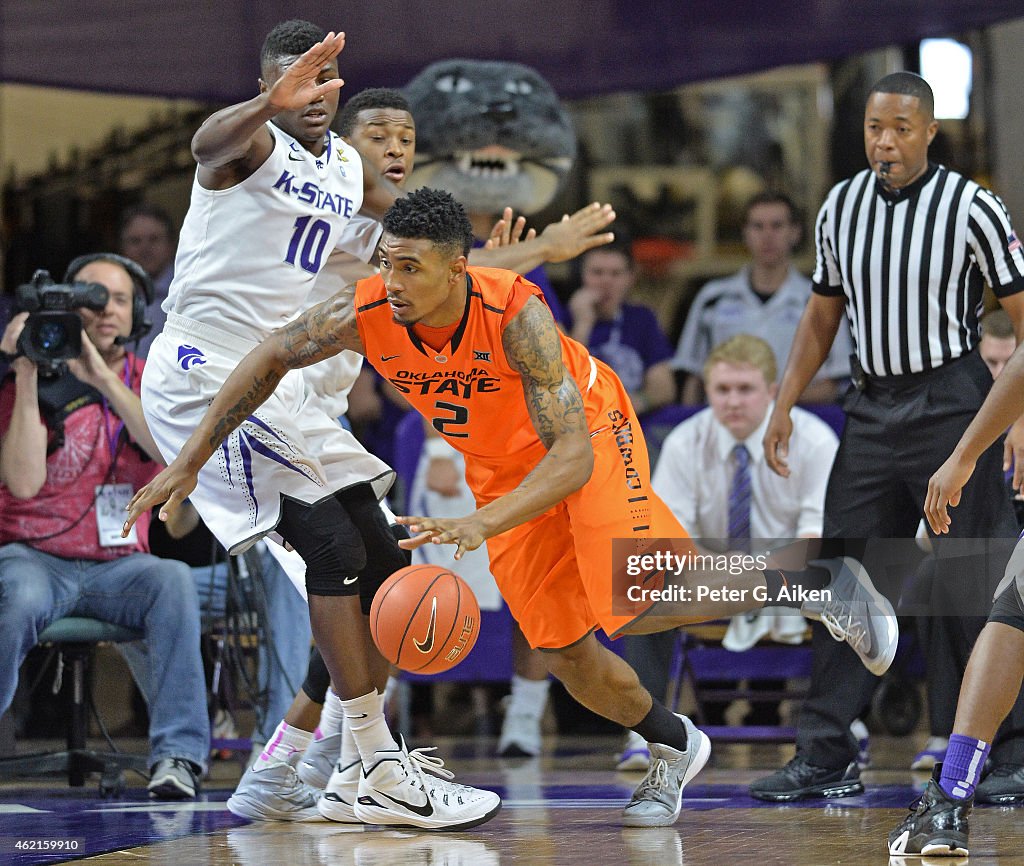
[369,564,480,674]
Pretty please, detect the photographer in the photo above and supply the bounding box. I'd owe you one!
[0,253,209,799]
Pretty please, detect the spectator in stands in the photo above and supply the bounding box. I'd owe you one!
[568,244,675,417]
[118,204,177,358]
[0,252,209,798]
[673,192,850,404]
[979,307,1017,380]
[617,335,837,769]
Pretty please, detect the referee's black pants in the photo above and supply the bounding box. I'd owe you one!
[799,350,1023,769]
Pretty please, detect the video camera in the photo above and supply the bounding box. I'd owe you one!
[14,270,108,372]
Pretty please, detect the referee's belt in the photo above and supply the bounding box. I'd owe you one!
[857,348,977,391]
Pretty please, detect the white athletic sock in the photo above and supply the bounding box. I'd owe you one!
[316,688,346,739]
[343,690,397,767]
[339,690,385,768]
[257,721,313,767]
[507,674,550,719]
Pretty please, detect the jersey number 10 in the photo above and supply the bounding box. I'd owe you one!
[285,216,331,274]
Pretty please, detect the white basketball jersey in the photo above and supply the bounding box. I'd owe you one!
[165,123,375,342]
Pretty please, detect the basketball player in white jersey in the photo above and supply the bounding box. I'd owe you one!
[141,22,500,830]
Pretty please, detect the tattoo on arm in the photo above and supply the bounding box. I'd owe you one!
[502,296,587,449]
[204,286,365,452]
[208,373,282,450]
[279,285,364,368]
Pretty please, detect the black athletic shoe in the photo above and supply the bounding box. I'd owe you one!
[975,762,1024,804]
[888,764,971,857]
[749,754,863,802]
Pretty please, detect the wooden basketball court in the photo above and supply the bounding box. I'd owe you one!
[2,735,1019,865]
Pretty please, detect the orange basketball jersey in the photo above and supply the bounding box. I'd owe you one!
[355,267,602,500]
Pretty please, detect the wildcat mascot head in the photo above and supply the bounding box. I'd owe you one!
[404,59,576,216]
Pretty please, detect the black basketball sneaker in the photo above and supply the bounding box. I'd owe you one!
[888,764,972,857]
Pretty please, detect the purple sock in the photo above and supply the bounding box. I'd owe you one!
[939,734,990,800]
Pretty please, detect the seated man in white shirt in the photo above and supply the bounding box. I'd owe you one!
[673,193,850,405]
[617,334,839,768]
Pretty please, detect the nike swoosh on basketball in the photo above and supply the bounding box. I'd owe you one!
[381,353,400,362]
[413,597,437,653]
[343,575,359,585]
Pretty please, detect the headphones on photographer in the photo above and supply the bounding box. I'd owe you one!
[64,252,154,345]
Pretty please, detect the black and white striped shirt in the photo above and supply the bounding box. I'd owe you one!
[812,164,1024,376]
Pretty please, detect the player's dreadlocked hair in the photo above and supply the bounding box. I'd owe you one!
[383,188,474,258]
[337,88,411,137]
[261,19,326,76]
[870,72,935,120]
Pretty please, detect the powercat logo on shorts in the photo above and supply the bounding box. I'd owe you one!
[178,345,206,370]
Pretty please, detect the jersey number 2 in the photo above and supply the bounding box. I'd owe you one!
[431,401,469,438]
[285,216,330,274]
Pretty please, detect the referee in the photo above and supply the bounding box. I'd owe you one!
[755,71,1024,802]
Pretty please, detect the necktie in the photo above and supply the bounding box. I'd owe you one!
[728,444,752,552]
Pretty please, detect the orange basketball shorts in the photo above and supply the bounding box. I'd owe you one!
[482,365,694,649]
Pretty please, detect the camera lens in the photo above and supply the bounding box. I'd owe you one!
[37,321,69,352]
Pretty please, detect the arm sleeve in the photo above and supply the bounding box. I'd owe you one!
[968,188,1024,298]
[811,197,845,298]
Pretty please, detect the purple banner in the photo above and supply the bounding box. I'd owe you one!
[2,1,1022,101]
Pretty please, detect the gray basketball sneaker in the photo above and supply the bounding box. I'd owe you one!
[227,758,326,822]
[622,715,711,827]
[297,731,343,790]
[801,556,899,676]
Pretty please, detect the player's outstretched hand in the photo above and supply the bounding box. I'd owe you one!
[395,514,487,561]
[266,31,347,112]
[763,405,794,478]
[537,203,615,263]
[925,453,976,535]
[122,461,200,538]
[484,207,536,250]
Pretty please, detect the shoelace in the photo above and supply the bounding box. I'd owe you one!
[820,602,869,653]
[405,746,475,796]
[632,759,670,801]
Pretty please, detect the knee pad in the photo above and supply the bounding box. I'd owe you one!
[276,495,366,597]
[301,647,330,703]
[336,485,411,614]
[989,581,1024,633]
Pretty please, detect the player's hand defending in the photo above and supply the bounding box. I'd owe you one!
[395,514,487,561]
[484,207,536,250]
[537,203,616,263]
[122,461,200,538]
[763,405,794,477]
[266,31,347,112]
[925,453,976,535]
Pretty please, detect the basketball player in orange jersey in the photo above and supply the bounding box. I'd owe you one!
[124,188,898,828]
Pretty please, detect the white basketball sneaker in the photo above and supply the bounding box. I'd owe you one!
[317,758,362,823]
[354,737,501,830]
